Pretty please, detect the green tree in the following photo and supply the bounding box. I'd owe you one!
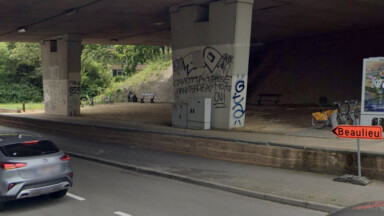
[114,45,162,75]
[0,42,164,103]
[0,42,43,103]
[8,43,42,87]
[81,45,113,98]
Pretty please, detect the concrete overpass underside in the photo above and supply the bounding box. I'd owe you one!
[1,0,384,129]
[1,0,384,45]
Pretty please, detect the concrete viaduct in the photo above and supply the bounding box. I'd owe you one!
[1,0,384,129]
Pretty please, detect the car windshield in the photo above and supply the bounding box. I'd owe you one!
[0,140,59,157]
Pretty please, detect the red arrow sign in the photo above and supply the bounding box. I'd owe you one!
[332,126,383,140]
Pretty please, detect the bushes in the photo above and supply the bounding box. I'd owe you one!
[0,42,43,103]
[0,83,43,103]
[81,60,112,98]
[114,76,127,83]
[114,45,163,76]
[0,43,167,103]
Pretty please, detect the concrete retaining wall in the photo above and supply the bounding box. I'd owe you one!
[1,115,384,179]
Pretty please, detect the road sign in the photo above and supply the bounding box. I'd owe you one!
[332,126,383,140]
[332,125,382,185]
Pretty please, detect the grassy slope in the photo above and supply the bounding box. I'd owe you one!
[119,54,172,89]
[99,54,172,102]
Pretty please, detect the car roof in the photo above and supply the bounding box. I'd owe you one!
[0,133,43,146]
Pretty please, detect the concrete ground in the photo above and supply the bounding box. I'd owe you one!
[5,105,384,154]
[13,102,323,134]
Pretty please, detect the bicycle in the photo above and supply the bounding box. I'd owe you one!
[311,107,338,129]
[334,101,353,125]
[345,100,360,125]
[311,101,358,129]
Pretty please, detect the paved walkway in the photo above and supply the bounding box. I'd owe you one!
[3,113,384,155]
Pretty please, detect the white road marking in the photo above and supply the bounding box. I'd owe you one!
[114,211,133,216]
[66,193,86,201]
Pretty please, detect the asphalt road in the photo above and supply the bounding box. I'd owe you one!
[1,156,326,216]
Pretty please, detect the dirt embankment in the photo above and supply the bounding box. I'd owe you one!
[112,66,174,103]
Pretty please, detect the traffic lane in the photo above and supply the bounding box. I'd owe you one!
[3,157,326,216]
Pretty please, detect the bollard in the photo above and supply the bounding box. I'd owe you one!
[22,101,25,112]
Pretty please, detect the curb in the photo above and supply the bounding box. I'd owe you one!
[0,108,20,113]
[66,151,343,213]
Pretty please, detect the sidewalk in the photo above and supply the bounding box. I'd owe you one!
[3,112,384,154]
[10,124,381,213]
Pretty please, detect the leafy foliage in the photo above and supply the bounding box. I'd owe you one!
[0,43,43,103]
[114,45,162,76]
[0,42,169,103]
[80,45,113,98]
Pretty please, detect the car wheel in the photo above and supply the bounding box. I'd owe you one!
[49,189,68,199]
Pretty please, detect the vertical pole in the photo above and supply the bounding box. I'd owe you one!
[357,139,361,178]
[22,101,25,112]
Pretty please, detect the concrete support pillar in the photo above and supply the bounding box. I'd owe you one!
[41,34,82,116]
[170,0,253,129]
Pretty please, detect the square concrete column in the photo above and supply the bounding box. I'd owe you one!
[170,0,253,129]
[41,34,82,116]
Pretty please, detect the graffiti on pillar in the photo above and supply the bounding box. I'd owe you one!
[173,46,234,109]
[69,82,81,96]
[68,81,81,114]
[232,76,246,126]
[214,92,226,108]
[174,47,233,77]
[203,47,233,76]
[173,51,199,76]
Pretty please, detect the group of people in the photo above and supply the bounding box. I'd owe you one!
[127,91,138,103]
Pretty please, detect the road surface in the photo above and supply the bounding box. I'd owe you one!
[3,158,325,216]
[0,125,327,216]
